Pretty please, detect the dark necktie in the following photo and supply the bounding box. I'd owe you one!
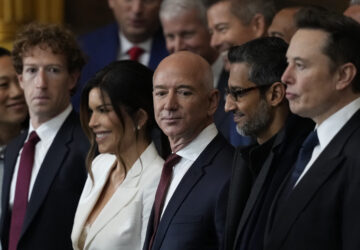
[286,130,319,195]
[9,131,40,250]
[128,46,144,61]
[149,153,181,250]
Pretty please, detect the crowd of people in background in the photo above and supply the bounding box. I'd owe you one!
[0,0,360,250]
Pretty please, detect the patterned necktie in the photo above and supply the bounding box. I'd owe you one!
[149,153,181,250]
[285,130,319,195]
[128,46,144,61]
[9,131,40,250]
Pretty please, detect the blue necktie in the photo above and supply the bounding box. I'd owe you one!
[287,130,319,192]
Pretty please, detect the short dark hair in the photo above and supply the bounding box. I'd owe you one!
[80,60,159,180]
[12,23,86,75]
[0,47,11,57]
[295,7,360,92]
[228,36,288,93]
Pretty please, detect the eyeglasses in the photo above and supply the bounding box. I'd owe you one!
[225,84,273,101]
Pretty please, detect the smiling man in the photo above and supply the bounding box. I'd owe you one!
[143,51,234,250]
[0,24,89,250]
[265,7,360,250]
[223,37,314,250]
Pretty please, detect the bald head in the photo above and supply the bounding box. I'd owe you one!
[155,51,214,91]
[344,4,360,23]
[153,51,219,151]
[268,7,300,43]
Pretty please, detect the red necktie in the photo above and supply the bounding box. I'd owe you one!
[127,46,144,61]
[9,131,40,250]
[149,153,181,250]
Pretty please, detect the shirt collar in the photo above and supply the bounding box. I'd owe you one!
[316,97,360,150]
[176,123,218,162]
[119,31,152,57]
[211,56,223,88]
[28,105,72,143]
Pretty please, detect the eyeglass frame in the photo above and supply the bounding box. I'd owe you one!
[225,83,276,101]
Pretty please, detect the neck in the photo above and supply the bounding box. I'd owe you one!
[0,123,23,145]
[257,105,289,145]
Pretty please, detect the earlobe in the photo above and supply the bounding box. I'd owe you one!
[252,14,266,38]
[135,109,149,129]
[69,71,80,90]
[335,63,357,90]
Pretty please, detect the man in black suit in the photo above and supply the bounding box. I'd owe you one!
[0,23,89,250]
[265,7,360,250]
[143,51,234,250]
[223,37,314,250]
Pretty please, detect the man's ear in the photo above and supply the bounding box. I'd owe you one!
[208,89,220,116]
[266,82,286,107]
[18,74,24,90]
[69,71,80,91]
[251,13,267,38]
[335,62,357,91]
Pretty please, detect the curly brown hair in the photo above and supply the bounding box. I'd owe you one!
[12,23,86,75]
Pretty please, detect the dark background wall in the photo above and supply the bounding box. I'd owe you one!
[64,0,350,35]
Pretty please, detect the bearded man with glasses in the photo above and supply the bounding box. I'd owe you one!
[223,36,314,250]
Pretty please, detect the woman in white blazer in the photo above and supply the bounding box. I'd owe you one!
[72,61,168,250]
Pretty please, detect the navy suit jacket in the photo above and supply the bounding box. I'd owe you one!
[72,23,168,110]
[143,133,234,250]
[0,110,89,250]
[265,109,360,250]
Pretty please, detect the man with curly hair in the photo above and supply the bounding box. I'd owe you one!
[0,23,89,250]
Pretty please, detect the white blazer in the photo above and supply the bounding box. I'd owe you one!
[71,143,163,250]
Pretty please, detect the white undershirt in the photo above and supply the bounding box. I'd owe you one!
[295,97,360,186]
[118,31,152,66]
[9,105,72,208]
[161,123,218,217]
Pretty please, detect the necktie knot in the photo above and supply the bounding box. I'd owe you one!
[301,130,318,155]
[164,153,181,169]
[127,46,144,61]
[27,131,40,145]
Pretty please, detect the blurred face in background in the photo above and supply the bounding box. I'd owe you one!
[108,0,162,43]
[0,55,27,127]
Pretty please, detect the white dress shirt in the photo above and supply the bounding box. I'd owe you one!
[161,123,218,217]
[296,97,360,186]
[117,31,152,66]
[9,105,72,207]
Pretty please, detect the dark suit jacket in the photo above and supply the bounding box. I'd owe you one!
[0,110,89,250]
[71,23,169,110]
[264,109,360,250]
[224,114,314,250]
[143,133,234,250]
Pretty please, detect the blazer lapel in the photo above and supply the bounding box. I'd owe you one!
[266,110,360,249]
[153,135,225,249]
[21,112,76,236]
[84,160,142,248]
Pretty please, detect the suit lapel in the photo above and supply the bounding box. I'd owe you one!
[84,162,142,247]
[266,110,360,249]
[21,112,76,236]
[153,135,225,249]
[0,131,27,239]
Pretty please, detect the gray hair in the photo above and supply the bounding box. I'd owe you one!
[160,0,208,25]
[231,0,276,27]
[350,0,360,5]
